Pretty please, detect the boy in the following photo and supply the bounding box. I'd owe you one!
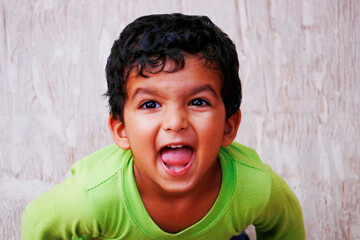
[22,13,305,239]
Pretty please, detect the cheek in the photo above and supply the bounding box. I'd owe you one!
[196,115,226,144]
[125,114,158,146]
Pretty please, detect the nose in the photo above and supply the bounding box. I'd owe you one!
[162,105,189,132]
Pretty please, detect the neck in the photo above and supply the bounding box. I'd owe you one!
[134,159,222,233]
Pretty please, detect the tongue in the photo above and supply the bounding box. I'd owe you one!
[161,147,193,166]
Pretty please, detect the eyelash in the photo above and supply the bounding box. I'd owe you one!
[139,98,210,109]
[189,98,210,106]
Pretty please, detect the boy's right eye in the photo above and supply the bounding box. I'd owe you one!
[140,100,161,109]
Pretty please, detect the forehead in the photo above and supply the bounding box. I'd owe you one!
[126,54,222,89]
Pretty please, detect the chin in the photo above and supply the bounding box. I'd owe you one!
[159,180,196,195]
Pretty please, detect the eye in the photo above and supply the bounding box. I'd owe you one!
[189,98,209,106]
[140,100,161,109]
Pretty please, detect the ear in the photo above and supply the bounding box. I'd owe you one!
[221,110,241,147]
[108,115,131,150]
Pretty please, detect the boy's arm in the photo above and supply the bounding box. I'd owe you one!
[253,167,306,240]
[22,176,100,240]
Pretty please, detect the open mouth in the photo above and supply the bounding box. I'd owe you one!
[160,145,193,175]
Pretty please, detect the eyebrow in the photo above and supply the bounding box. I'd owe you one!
[130,84,219,100]
[189,84,219,97]
[130,88,159,100]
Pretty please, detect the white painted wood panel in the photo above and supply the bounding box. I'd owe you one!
[1,1,359,239]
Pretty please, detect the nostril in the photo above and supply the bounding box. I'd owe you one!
[164,122,187,132]
[165,126,185,131]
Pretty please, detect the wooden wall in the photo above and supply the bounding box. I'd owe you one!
[1,0,359,239]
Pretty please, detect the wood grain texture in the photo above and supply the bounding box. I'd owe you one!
[0,1,359,239]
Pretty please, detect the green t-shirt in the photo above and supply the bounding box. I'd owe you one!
[22,142,305,239]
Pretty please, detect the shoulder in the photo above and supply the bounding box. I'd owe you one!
[22,145,133,239]
[219,142,305,238]
[71,144,132,190]
[219,142,272,225]
[219,142,269,172]
[221,142,295,202]
[254,167,305,238]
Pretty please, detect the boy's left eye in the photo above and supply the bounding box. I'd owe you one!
[189,99,209,106]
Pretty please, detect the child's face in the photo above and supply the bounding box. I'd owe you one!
[110,54,240,194]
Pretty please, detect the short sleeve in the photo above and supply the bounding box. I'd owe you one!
[21,176,100,240]
[253,166,305,240]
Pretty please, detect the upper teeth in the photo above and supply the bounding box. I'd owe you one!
[169,145,183,148]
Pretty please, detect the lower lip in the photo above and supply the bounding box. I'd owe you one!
[160,156,193,177]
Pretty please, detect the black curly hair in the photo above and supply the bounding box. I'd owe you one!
[105,13,242,122]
